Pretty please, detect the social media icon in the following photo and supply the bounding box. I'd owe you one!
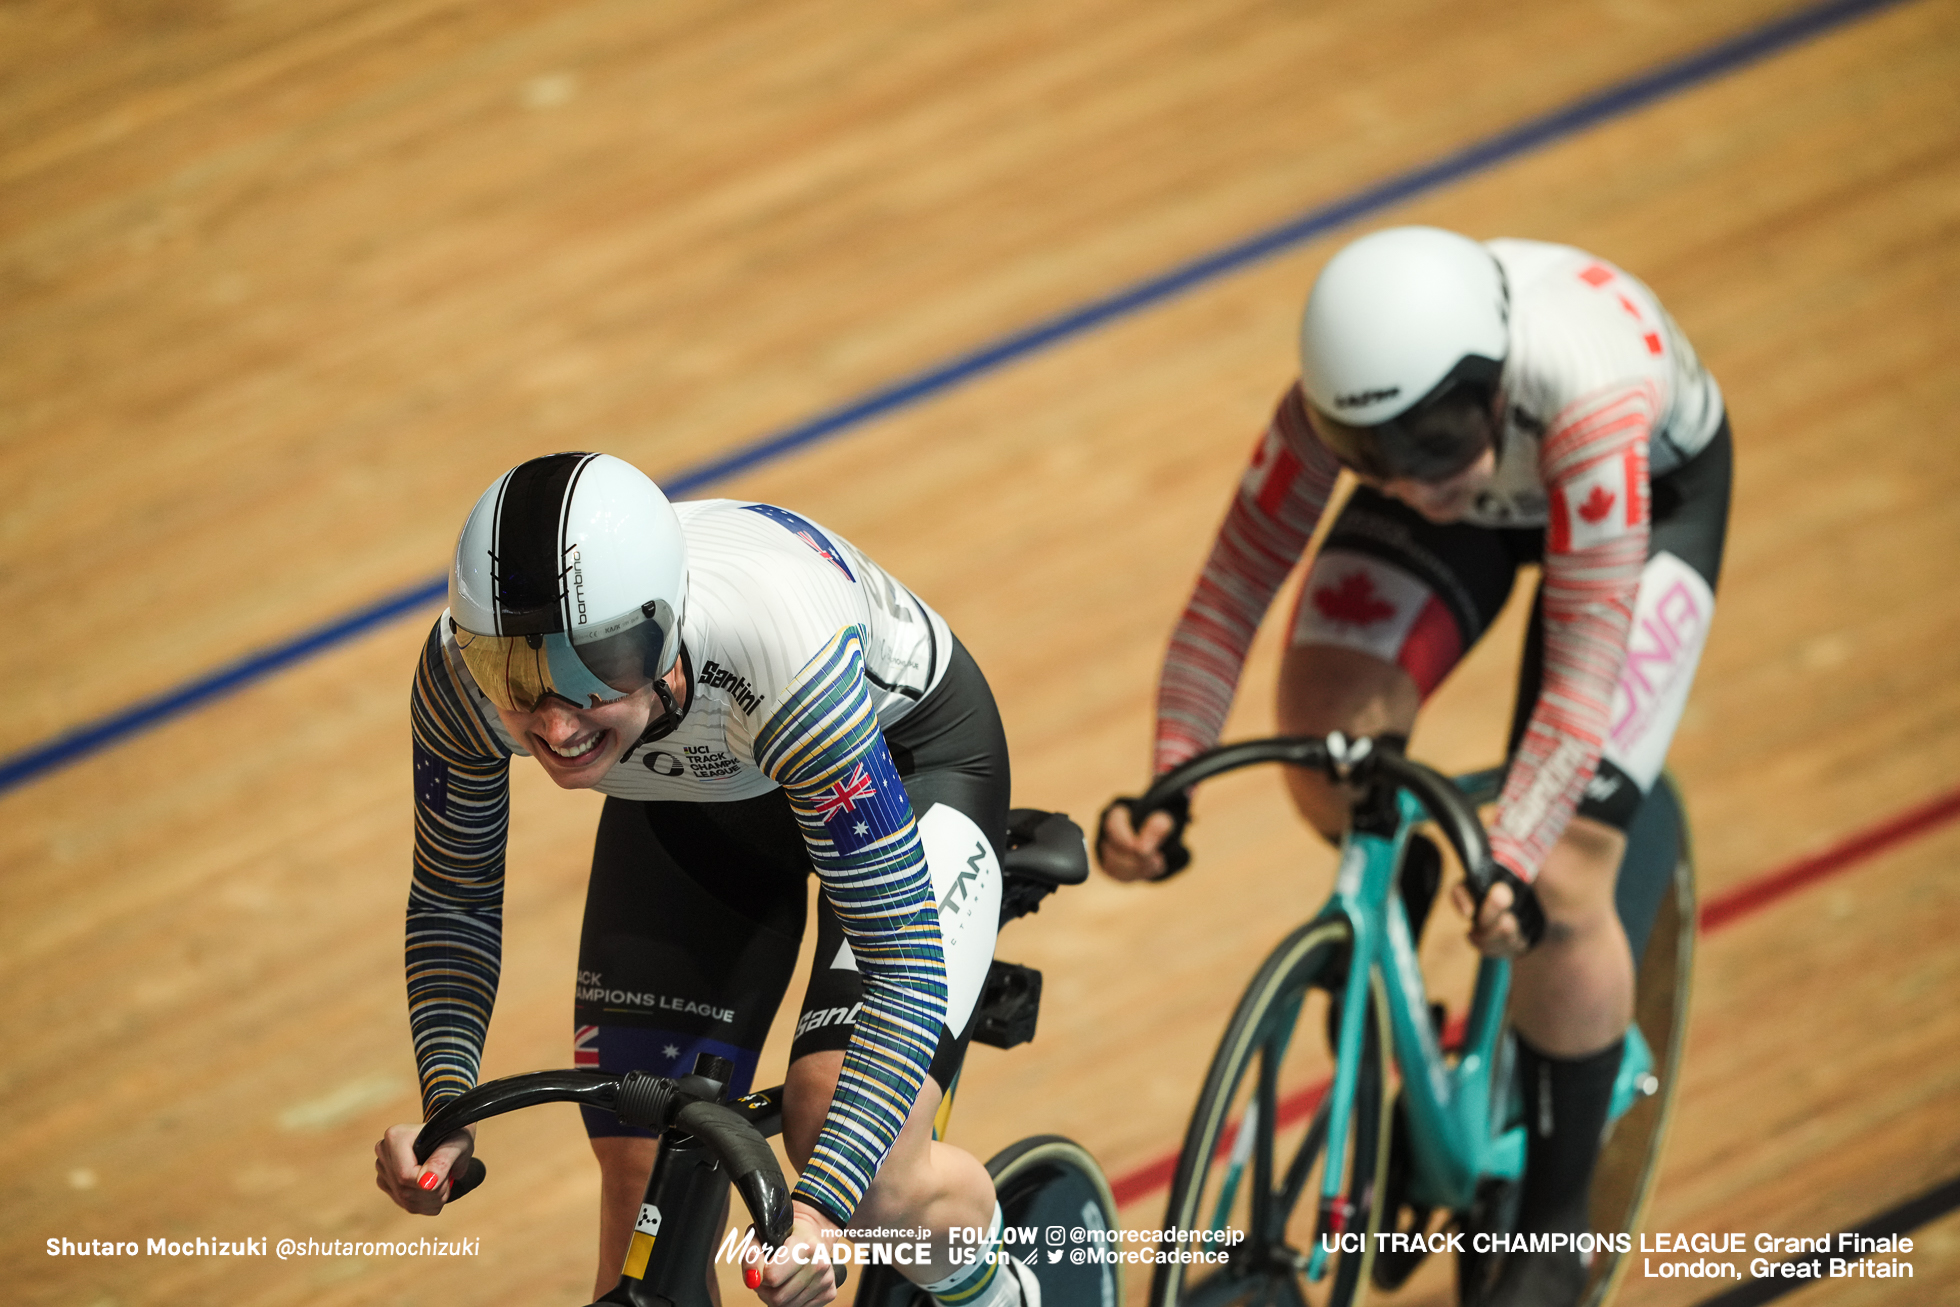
[1046,1249,1064,1264]
[1045,1226,1066,1246]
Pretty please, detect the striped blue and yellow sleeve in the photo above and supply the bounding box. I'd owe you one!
[407,620,514,1117]
[754,627,948,1226]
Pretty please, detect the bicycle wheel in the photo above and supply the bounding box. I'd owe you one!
[1577,774,1695,1306]
[1151,918,1391,1307]
[852,1135,1123,1307]
[991,1135,1125,1306]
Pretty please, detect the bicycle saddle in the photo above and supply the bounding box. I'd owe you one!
[1002,808,1088,887]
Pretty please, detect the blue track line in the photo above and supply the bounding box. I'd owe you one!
[0,0,1913,797]
[0,577,448,793]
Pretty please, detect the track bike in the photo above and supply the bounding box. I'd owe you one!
[415,808,1124,1307]
[1131,736,1694,1307]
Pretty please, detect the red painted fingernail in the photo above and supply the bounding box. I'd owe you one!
[417,1171,441,1190]
[743,1266,762,1290]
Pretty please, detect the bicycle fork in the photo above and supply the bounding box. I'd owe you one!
[591,1131,732,1307]
[1303,911,1378,1283]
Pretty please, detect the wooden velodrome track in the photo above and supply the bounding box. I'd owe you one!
[5,0,1958,1303]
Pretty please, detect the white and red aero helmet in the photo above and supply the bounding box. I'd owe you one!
[449,452,687,714]
[1298,226,1510,482]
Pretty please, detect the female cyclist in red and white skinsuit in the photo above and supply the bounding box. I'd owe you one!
[1099,227,1730,1306]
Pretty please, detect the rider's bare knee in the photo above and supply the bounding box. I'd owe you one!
[1528,817,1628,944]
[1281,767,1350,843]
[1275,643,1420,845]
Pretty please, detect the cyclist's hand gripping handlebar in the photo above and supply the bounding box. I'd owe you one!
[1356,740,1547,951]
[1096,791,1192,879]
[1130,733,1545,949]
[410,1069,795,1247]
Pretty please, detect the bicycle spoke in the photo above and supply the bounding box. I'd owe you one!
[1275,1099,1330,1222]
[1249,1034,1281,1243]
[1209,1077,1261,1235]
[1155,919,1386,1307]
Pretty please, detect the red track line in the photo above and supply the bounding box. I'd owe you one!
[1697,782,1960,931]
[1108,781,1960,1209]
[1110,1084,1334,1209]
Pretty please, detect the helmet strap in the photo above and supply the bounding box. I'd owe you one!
[1489,385,1511,466]
[631,642,693,752]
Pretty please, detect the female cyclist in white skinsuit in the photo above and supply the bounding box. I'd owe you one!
[375,454,1041,1307]
[1100,227,1730,1307]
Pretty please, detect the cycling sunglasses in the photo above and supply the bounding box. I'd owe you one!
[1308,356,1503,484]
[452,599,677,715]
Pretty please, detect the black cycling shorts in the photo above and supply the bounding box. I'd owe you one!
[1290,420,1732,830]
[572,636,1010,1139]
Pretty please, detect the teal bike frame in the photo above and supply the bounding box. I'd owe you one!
[1302,788,1652,1280]
[1138,737,1655,1285]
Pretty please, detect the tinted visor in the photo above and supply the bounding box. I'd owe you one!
[1309,356,1502,483]
[453,601,676,714]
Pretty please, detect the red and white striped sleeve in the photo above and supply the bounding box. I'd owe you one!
[1153,386,1345,775]
[1488,385,1655,880]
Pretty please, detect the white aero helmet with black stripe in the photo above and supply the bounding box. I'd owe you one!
[1298,226,1510,483]
[449,452,687,716]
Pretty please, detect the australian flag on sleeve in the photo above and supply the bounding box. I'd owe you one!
[412,739,449,816]
[815,742,909,857]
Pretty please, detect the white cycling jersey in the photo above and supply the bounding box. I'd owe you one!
[1461,238,1723,529]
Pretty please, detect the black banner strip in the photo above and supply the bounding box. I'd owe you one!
[1691,1172,1960,1305]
